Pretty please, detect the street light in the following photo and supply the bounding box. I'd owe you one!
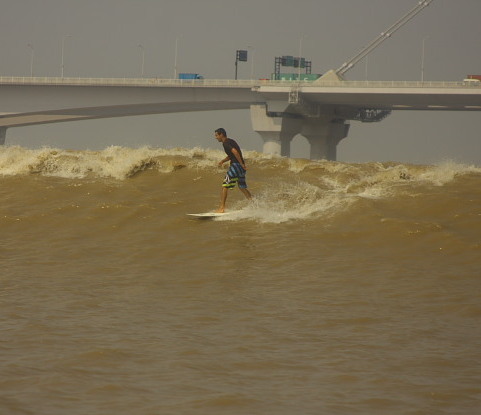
[138,44,145,78]
[298,36,304,81]
[174,36,180,79]
[61,35,72,78]
[27,43,34,77]
[421,36,429,82]
[364,56,368,81]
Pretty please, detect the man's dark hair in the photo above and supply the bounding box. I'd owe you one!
[215,128,227,136]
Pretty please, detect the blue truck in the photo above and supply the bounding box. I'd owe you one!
[178,73,204,80]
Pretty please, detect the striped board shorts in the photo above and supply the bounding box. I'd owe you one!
[223,163,247,189]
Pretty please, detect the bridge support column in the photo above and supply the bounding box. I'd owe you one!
[301,119,350,160]
[250,104,301,157]
[0,127,6,145]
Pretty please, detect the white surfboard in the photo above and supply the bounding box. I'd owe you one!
[187,211,235,220]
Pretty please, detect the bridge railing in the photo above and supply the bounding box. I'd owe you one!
[0,76,478,89]
[0,76,265,88]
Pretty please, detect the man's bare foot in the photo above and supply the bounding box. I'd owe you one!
[215,208,225,213]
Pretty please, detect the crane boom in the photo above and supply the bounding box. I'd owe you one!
[336,0,435,76]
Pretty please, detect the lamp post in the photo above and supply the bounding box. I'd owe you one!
[61,35,72,78]
[365,56,368,81]
[138,44,145,78]
[174,36,181,79]
[27,43,34,77]
[298,36,304,81]
[421,36,429,82]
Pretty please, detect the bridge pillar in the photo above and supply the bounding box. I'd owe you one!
[301,118,350,160]
[0,127,6,145]
[250,104,301,157]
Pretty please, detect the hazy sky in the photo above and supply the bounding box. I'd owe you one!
[1,0,481,164]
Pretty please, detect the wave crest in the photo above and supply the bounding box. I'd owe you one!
[1,145,479,184]
[0,146,224,179]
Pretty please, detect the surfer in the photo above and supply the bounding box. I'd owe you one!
[214,128,252,213]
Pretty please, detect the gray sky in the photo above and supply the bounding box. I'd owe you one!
[1,0,481,164]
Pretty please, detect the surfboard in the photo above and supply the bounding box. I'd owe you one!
[187,212,230,220]
[187,211,240,220]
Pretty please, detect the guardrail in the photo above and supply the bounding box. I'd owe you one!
[0,77,261,88]
[0,76,478,89]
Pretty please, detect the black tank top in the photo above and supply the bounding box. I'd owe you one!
[222,138,245,164]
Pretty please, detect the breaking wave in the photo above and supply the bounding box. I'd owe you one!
[1,145,480,223]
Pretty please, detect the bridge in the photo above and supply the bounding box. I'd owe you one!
[1,74,481,160]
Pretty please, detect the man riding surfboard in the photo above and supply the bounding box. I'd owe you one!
[214,128,252,213]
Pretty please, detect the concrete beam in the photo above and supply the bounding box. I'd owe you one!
[0,102,255,128]
[0,83,261,114]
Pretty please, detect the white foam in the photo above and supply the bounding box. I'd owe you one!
[416,160,481,186]
[2,146,480,225]
[216,181,356,224]
[215,160,481,223]
[0,145,225,179]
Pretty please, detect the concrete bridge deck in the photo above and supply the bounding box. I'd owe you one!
[1,76,479,123]
[1,76,480,159]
